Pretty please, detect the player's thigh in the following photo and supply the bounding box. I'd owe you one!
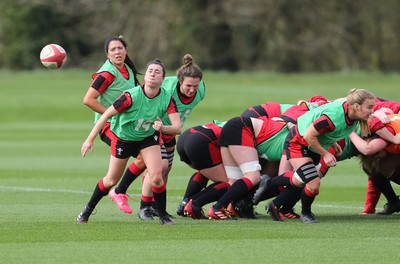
[140,145,162,176]
[200,164,228,183]
[227,145,259,165]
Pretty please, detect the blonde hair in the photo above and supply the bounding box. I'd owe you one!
[347,88,376,137]
[176,54,203,82]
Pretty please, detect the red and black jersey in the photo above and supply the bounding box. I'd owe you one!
[241,102,281,118]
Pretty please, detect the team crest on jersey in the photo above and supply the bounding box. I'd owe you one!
[302,148,308,156]
[117,147,123,156]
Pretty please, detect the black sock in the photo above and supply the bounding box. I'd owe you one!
[301,188,316,215]
[183,172,208,199]
[274,186,302,209]
[259,185,281,202]
[116,164,143,194]
[140,200,153,209]
[153,186,167,216]
[193,182,229,207]
[87,182,109,209]
[371,175,398,203]
[269,175,291,188]
[191,182,219,201]
[214,179,252,210]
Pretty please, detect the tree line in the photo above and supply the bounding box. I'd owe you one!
[1,0,400,72]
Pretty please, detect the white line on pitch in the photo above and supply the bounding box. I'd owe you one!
[0,185,365,210]
[313,204,364,210]
[0,185,91,194]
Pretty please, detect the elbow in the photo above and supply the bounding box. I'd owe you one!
[83,97,90,107]
[359,150,370,156]
[359,148,376,156]
[303,134,313,144]
[175,127,182,135]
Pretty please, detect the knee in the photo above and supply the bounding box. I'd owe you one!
[103,177,119,188]
[150,173,164,187]
[306,179,320,194]
[244,171,262,185]
[294,162,319,186]
[135,158,146,170]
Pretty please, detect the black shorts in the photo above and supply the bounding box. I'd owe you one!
[162,133,177,148]
[177,126,222,170]
[284,126,320,165]
[218,116,255,148]
[103,127,161,159]
[241,105,267,118]
[99,122,112,146]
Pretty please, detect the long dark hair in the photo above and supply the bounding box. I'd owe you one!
[104,35,141,86]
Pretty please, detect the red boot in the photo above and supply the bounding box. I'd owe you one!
[362,178,381,214]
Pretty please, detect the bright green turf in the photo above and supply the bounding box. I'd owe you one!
[0,70,399,264]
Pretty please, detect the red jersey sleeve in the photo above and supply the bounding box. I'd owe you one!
[112,92,132,113]
[280,105,308,123]
[369,116,385,134]
[167,97,179,115]
[374,101,400,113]
[91,72,116,94]
[312,115,335,134]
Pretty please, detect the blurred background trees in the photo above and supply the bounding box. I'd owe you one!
[1,0,399,72]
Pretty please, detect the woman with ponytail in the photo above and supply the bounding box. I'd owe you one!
[109,54,206,220]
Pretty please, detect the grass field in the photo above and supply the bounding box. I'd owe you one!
[1,70,399,264]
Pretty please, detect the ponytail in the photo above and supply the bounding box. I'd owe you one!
[176,54,203,82]
[125,54,141,86]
